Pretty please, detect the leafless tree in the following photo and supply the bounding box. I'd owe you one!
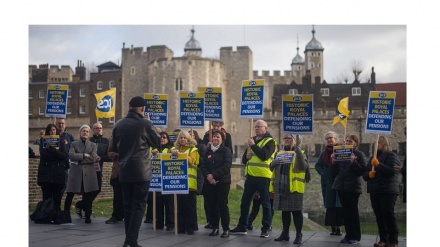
[351,60,365,81]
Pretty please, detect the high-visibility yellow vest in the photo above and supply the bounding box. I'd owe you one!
[171,146,199,191]
[270,150,306,194]
[245,137,275,179]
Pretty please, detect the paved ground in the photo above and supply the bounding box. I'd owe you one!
[29,216,407,247]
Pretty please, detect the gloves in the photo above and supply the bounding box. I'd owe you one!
[369,171,376,179]
[271,158,282,167]
[371,158,379,167]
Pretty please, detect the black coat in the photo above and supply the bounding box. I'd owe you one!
[37,137,69,185]
[200,143,232,184]
[363,150,400,194]
[89,134,111,171]
[112,109,161,182]
[331,149,367,194]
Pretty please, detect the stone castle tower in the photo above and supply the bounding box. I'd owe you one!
[120,26,324,156]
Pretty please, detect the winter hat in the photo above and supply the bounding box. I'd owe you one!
[129,96,146,107]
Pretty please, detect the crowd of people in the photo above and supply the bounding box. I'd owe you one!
[30,96,405,247]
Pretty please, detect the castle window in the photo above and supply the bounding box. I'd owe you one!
[39,89,45,99]
[66,106,72,115]
[109,117,115,123]
[39,106,44,115]
[29,90,33,99]
[29,107,33,115]
[80,88,86,97]
[312,52,314,56]
[318,52,320,56]
[311,63,314,69]
[289,89,298,95]
[109,80,115,89]
[131,67,135,75]
[79,105,86,114]
[320,88,329,97]
[67,89,72,98]
[97,81,103,90]
[352,87,361,96]
[317,63,321,68]
[297,66,301,70]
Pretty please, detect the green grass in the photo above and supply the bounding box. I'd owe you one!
[29,189,406,236]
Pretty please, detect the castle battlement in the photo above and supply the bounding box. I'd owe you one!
[253,70,293,78]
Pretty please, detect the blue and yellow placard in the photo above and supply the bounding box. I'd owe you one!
[149,153,162,192]
[45,84,68,118]
[365,91,396,135]
[180,92,205,128]
[282,94,314,134]
[42,135,60,149]
[145,93,168,128]
[161,153,189,195]
[275,151,296,165]
[168,131,179,145]
[240,79,264,118]
[198,87,222,121]
[333,145,354,161]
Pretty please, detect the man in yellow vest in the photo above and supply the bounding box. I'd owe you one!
[230,120,276,238]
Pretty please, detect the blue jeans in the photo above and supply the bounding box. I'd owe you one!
[238,175,272,231]
[121,181,150,246]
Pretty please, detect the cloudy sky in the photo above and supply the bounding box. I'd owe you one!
[4,1,440,244]
[29,25,406,84]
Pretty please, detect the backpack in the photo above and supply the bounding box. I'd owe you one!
[30,198,56,224]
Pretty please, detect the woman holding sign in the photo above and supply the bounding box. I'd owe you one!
[315,131,344,236]
[271,134,308,244]
[363,136,400,247]
[37,123,69,215]
[331,134,367,244]
[171,131,200,235]
[199,130,232,238]
[150,132,175,231]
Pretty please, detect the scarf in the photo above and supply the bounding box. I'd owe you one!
[210,143,220,152]
[322,144,338,167]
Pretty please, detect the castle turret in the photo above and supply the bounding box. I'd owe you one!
[304,26,324,83]
[184,26,202,57]
[291,34,305,79]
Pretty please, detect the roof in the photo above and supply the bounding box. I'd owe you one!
[375,82,407,106]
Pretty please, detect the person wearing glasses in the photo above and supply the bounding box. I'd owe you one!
[315,131,344,236]
[331,134,367,244]
[230,119,276,238]
[148,132,175,231]
[271,134,308,244]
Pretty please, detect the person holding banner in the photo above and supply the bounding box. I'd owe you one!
[149,132,175,231]
[331,134,367,245]
[37,123,69,215]
[363,136,400,247]
[199,130,232,238]
[315,131,344,236]
[271,134,308,244]
[112,96,160,247]
[171,131,200,235]
[230,120,276,238]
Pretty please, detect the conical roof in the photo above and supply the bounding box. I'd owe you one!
[305,26,324,51]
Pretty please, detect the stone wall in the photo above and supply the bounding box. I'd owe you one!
[29,158,407,223]
[29,158,114,205]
